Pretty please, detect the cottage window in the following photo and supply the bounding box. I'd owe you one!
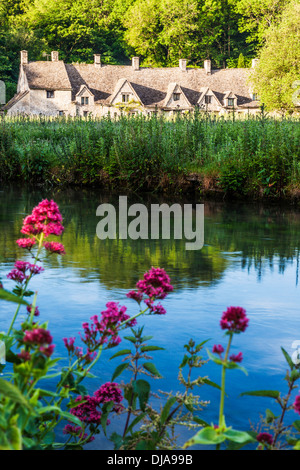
[46,91,54,98]
[205,95,212,104]
[252,93,259,101]
[173,93,180,101]
[58,111,64,116]
[83,111,88,117]
[122,94,130,103]
[228,98,234,107]
[81,96,89,105]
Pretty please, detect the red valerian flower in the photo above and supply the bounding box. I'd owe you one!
[213,344,224,355]
[229,352,243,363]
[293,394,300,415]
[43,241,65,255]
[20,199,64,239]
[220,306,249,333]
[16,238,36,250]
[256,432,273,446]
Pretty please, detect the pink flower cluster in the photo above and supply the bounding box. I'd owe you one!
[127,267,173,314]
[43,241,65,255]
[83,302,137,349]
[256,432,273,446]
[70,382,123,425]
[220,306,249,334]
[22,327,55,357]
[294,394,300,415]
[63,425,95,443]
[16,199,65,255]
[7,261,44,284]
[26,304,40,317]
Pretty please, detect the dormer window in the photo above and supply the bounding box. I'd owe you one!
[122,94,130,103]
[228,98,234,107]
[252,93,259,101]
[205,95,212,104]
[173,93,180,101]
[46,90,54,98]
[81,96,89,105]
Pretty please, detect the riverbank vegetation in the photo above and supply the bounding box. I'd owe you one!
[1,113,300,200]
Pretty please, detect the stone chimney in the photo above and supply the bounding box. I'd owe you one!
[179,59,187,72]
[132,57,140,71]
[51,51,59,62]
[204,59,211,75]
[20,50,28,65]
[94,54,101,68]
[252,58,259,68]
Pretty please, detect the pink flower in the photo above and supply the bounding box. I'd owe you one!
[213,344,224,355]
[94,382,123,406]
[229,352,243,363]
[20,199,64,239]
[126,290,143,303]
[17,350,31,362]
[256,432,273,445]
[26,304,40,316]
[23,328,53,346]
[43,241,65,255]
[294,394,300,415]
[16,238,36,250]
[136,267,173,300]
[70,395,102,424]
[220,306,249,334]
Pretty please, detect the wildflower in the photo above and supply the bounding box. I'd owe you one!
[220,306,249,334]
[136,267,173,300]
[256,432,273,446]
[43,241,65,255]
[23,328,53,346]
[63,337,76,353]
[229,352,243,363]
[294,394,300,415]
[16,238,36,250]
[20,199,64,239]
[17,350,31,362]
[94,382,123,406]
[26,304,40,317]
[63,425,95,443]
[213,344,224,355]
[70,395,102,425]
[126,290,143,303]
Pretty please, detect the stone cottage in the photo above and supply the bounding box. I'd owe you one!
[3,51,261,117]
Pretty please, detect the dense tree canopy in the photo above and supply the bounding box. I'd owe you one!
[0,0,299,110]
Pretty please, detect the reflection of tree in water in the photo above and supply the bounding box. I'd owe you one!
[0,186,299,289]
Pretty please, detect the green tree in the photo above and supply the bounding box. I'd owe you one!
[249,0,300,111]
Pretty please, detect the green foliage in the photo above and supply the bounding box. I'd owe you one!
[249,1,300,111]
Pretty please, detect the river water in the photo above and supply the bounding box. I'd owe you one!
[0,186,299,449]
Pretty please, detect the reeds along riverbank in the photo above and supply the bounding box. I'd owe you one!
[0,113,300,200]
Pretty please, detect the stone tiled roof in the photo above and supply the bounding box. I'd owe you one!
[24,61,72,90]
[3,90,29,111]
[64,64,256,108]
[18,60,257,109]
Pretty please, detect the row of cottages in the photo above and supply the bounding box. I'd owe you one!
[3,51,261,117]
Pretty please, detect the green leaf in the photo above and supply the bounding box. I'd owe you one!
[125,412,146,436]
[0,289,29,306]
[201,378,222,391]
[183,427,226,447]
[37,406,61,415]
[266,408,277,423]
[161,396,177,425]
[223,429,256,444]
[192,416,209,427]
[281,347,294,370]
[0,378,32,410]
[101,401,114,436]
[60,411,83,428]
[293,420,300,432]
[140,345,165,353]
[7,425,22,450]
[226,361,248,375]
[111,363,129,382]
[142,362,162,378]
[240,390,280,399]
[179,354,189,368]
[123,336,138,344]
[109,349,132,360]
[206,349,224,366]
[133,380,150,412]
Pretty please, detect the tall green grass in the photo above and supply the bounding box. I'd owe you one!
[0,112,300,197]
